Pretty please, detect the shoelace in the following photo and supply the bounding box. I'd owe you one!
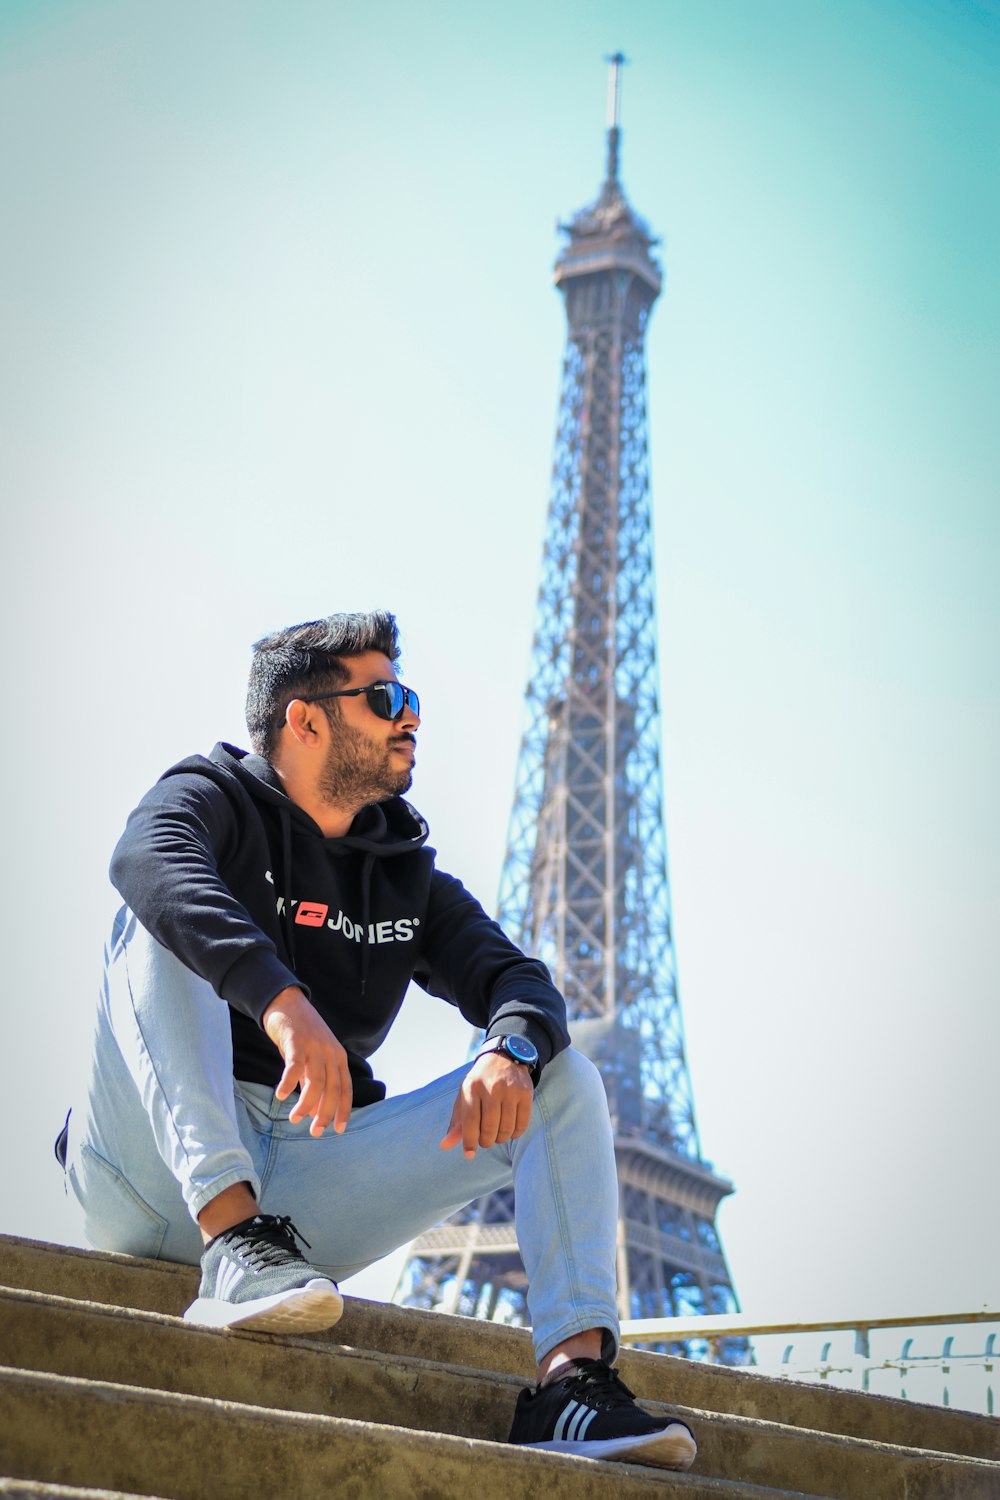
[222,1214,313,1271]
[556,1359,639,1410]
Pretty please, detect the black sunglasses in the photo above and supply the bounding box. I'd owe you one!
[299,680,420,722]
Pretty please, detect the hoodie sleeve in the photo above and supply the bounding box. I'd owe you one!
[412,869,570,1071]
[109,772,301,1024]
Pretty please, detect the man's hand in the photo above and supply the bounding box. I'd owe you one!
[262,986,353,1138]
[440,1050,535,1159]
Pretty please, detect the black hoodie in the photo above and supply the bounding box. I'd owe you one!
[109,744,569,1106]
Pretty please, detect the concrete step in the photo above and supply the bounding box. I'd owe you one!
[3,1234,997,1463]
[3,1284,999,1500]
[0,1484,167,1500]
[0,1367,836,1500]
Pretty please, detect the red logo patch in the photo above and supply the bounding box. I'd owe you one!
[294,902,329,927]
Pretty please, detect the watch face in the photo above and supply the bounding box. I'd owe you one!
[505,1035,538,1065]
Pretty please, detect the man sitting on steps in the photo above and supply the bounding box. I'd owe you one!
[58,609,697,1472]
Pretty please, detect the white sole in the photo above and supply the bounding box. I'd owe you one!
[527,1422,697,1470]
[183,1277,343,1334]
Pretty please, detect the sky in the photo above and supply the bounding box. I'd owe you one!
[2,0,998,1352]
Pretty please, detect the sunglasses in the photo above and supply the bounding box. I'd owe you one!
[299,680,420,722]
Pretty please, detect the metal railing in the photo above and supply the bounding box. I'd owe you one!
[619,1308,998,1415]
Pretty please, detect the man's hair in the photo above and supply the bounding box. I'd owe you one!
[246,610,401,759]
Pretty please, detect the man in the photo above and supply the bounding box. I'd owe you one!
[60,610,696,1471]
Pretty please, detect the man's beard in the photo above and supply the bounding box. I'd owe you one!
[318,720,413,810]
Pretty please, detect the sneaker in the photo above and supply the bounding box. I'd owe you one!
[508,1358,697,1470]
[183,1213,343,1334]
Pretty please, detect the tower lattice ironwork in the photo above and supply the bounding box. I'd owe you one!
[395,56,742,1350]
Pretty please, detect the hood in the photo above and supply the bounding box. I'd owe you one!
[160,742,430,856]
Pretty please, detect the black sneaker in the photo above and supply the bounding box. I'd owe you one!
[183,1213,343,1334]
[508,1358,697,1469]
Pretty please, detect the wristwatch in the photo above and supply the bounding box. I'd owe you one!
[478,1034,540,1081]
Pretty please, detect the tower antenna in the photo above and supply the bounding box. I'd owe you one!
[604,50,627,184]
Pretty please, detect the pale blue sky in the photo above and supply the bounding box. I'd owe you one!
[2,0,997,1326]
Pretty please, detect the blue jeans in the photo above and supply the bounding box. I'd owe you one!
[66,908,621,1363]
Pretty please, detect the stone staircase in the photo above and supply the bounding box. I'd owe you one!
[0,1234,997,1499]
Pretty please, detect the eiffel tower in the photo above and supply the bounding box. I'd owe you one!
[395,56,742,1350]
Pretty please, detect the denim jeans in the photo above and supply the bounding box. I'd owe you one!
[65,907,621,1363]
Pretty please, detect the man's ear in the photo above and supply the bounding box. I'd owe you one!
[283,699,326,748]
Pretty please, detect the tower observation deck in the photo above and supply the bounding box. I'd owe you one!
[395,56,742,1350]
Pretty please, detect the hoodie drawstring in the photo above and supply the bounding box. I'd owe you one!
[280,806,296,970]
[279,812,374,1000]
[360,852,375,997]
